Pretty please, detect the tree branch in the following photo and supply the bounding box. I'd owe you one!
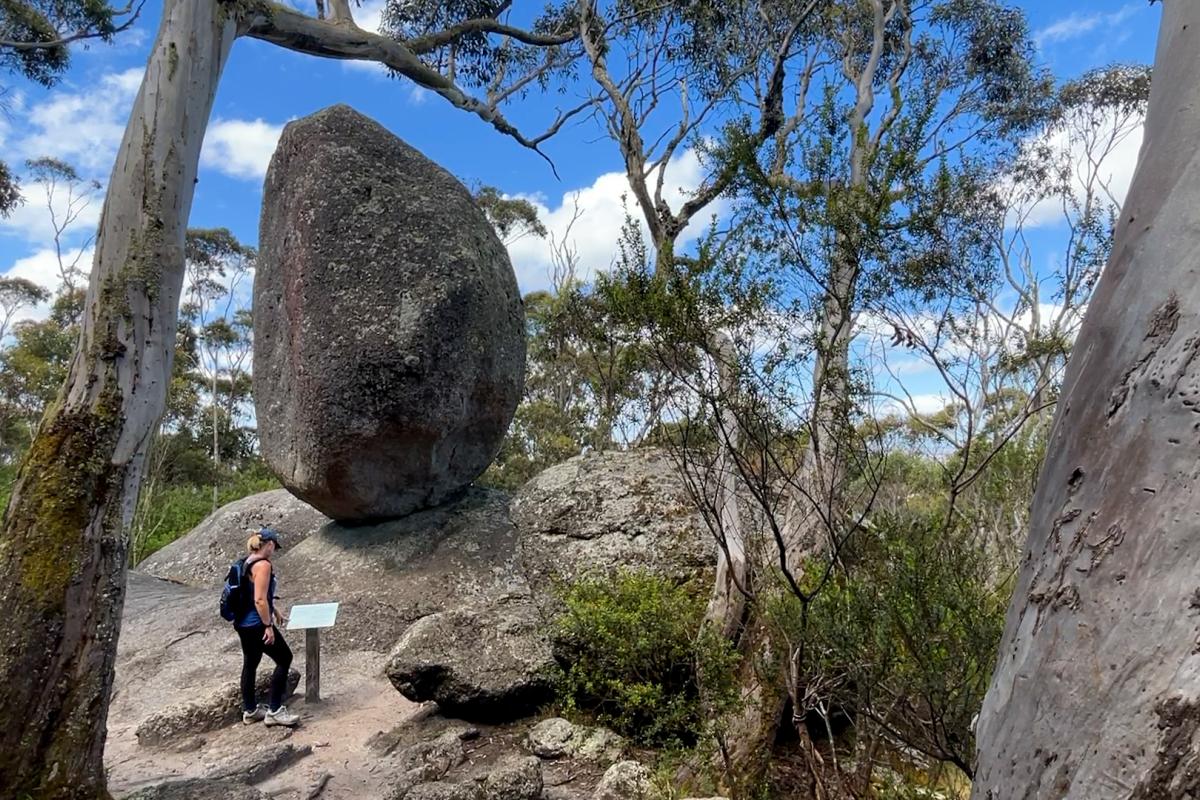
[0,1,145,51]
[408,19,576,54]
[241,3,576,174]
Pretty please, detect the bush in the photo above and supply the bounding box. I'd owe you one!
[550,569,740,748]
[771,511,1008,779]
[131,462,279,563]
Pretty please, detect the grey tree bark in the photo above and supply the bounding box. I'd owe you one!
[0,2,236,795]
[973,4,1200,798]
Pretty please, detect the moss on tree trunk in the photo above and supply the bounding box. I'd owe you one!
[0,1,237,795]
[0,388,128,798]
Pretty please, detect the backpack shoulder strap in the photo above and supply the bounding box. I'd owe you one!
[244,556,272,585]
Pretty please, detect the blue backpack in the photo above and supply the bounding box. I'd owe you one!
[219,557,251,622]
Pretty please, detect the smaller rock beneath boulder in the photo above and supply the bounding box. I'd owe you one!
[122,779,268,800]
[526,718,624,763]
[400,783,481,800]
[385,600,554,721]
[481,756,543,800]
[135,669,300,745]
[593,761,651,800]
[572,727,625,764]
[392,755,544,800]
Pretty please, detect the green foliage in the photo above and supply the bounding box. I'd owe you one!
[0,160,20,217]
[551,570,741,748]
[131,460,278,563]
[473,186,547,243]
[772,510,1009,777]
[483,272,663,488]
[0,0,124,86]
[381,0,578,90]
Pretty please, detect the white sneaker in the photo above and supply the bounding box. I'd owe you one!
[264,705,300,727]
[242,704,267,724]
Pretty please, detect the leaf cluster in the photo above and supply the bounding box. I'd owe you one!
[551,569,742,748]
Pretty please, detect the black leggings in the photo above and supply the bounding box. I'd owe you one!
[237,624,293,712]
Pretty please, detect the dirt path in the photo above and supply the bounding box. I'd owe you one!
[107,573,429,799]
[108,648,424,799]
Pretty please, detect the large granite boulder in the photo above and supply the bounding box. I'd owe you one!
[254,103,525,522]
[137,489,327,585]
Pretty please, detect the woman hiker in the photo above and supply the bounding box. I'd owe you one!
[237,527,300,727]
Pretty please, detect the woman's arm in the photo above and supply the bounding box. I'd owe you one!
[251,561,274,641]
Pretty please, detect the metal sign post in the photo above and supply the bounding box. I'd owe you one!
[287,602,340,703]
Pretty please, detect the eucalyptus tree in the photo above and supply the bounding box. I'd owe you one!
[574,0,1049,790]
[972,4,1200,797]
[690,2,1048,788]
[23,157,103,301]
[182,227,256,511]
[871,64,1150,570]
[0,1,591,794]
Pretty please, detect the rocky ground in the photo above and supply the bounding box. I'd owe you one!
[109,450,717,799]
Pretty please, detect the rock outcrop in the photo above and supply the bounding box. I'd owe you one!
[512,449,715,594]
[138,489,327,585]
[385,600,554,721]
[110,449,715,799]
[274,488,524,654]
[254,103,525,522]
[135,669,300,745]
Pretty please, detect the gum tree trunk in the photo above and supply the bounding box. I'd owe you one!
[0,1,235,795]
[974,4,1200,798]
[714,315,854,796]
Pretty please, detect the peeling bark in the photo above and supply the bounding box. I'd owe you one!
[0,1,235,795]
[974,4,1200,797]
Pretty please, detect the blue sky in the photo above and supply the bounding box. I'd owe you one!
[0,1,1162,330]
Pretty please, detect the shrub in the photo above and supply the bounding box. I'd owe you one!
[771,510,1008,780]
[131,462,279,563]
[551,569,740,748]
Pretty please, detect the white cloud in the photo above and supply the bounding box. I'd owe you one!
[200,118,286,180]
[2,246,93,325]
[353,0,385,32]
[1020,112,1145,229]
[1034,4,1142,48]
[505,148,727,293]
[905,393,950,415]
[0,184,103,246]
[15,68,143,173]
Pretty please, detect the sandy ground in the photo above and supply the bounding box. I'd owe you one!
[107,645,425,799]
[105,574,432,799]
